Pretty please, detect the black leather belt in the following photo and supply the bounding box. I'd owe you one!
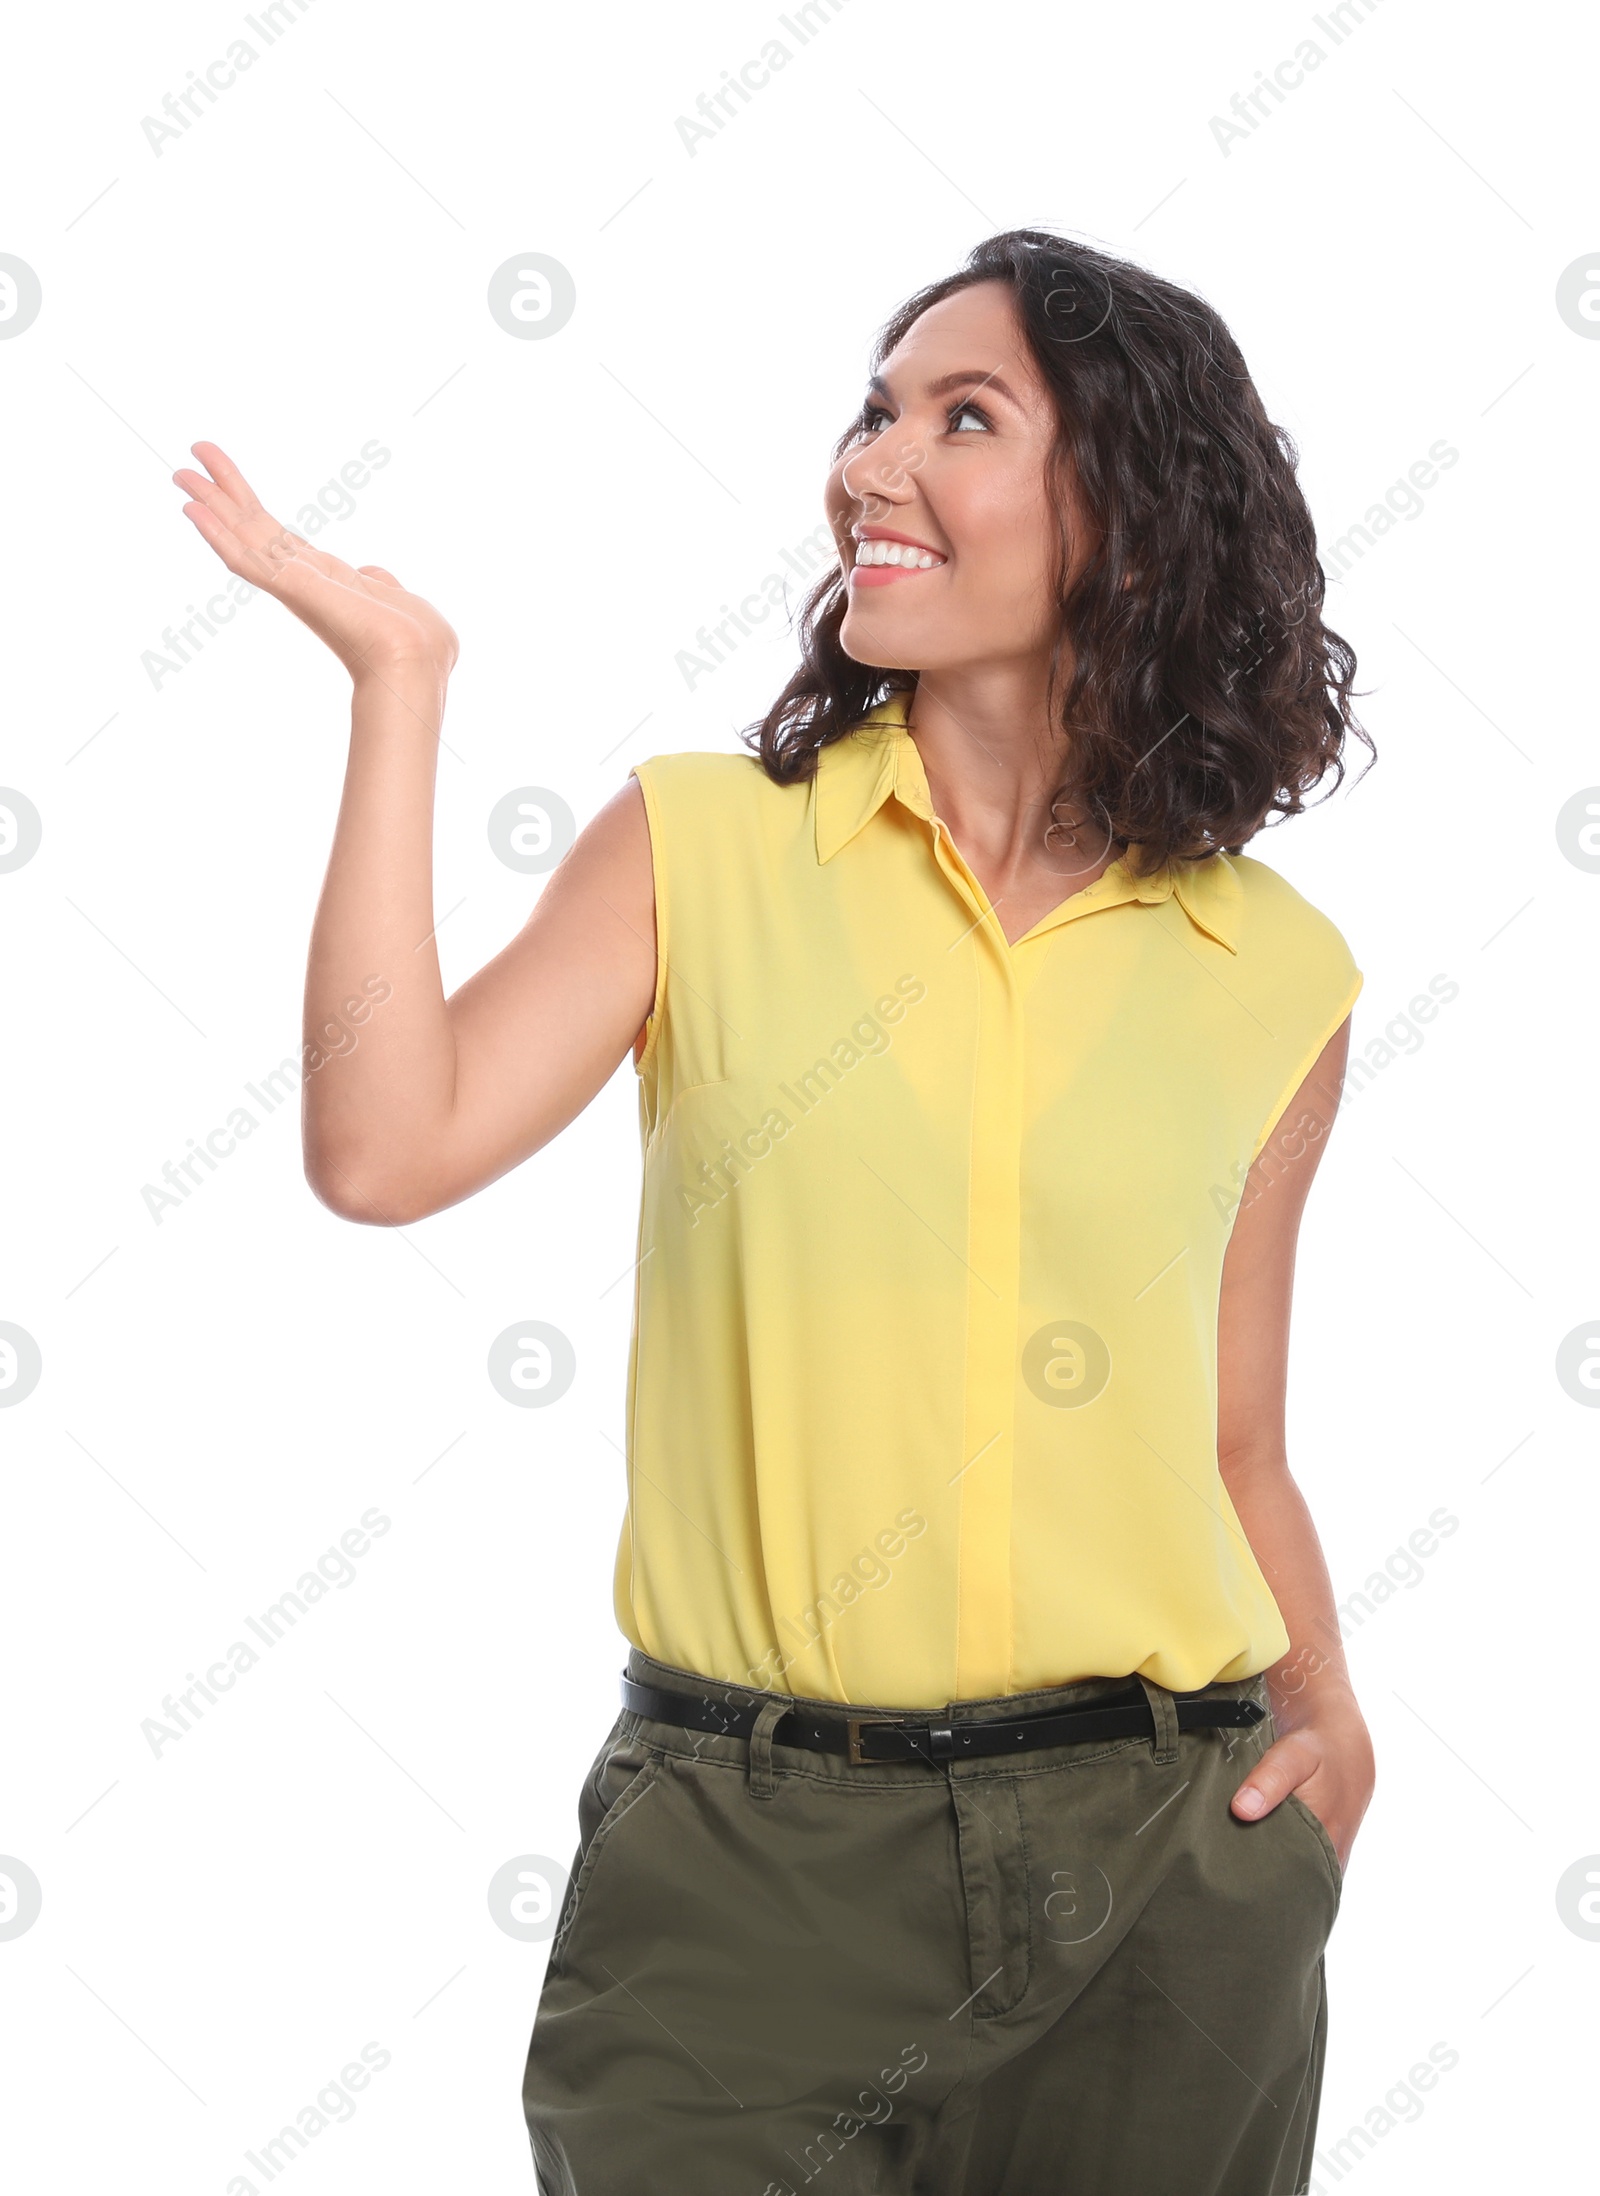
[620,1672,1265,1766]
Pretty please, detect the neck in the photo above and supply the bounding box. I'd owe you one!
[906,664,1089,870]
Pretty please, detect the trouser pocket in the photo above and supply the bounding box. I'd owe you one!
[547,1720,660,1976]
[1285,1788,1345,1911]
[1260,1702,1344,1920]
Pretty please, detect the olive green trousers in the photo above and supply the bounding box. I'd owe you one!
[523,1649,1343,2194]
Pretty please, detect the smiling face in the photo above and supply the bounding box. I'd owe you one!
[825,279,1093,678]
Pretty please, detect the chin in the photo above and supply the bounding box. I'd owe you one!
[839,610,924,672]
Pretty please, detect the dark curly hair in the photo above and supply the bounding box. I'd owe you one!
[743,228,1371,873]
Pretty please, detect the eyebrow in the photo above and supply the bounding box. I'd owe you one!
[867,367,1022,408]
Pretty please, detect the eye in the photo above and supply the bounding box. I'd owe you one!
[853,400,892,439]
[948,399,992,433]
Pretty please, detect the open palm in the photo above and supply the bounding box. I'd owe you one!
[173,440,458,684]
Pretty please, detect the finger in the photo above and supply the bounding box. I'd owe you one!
[180,504,426,664]
[178,450,378,598]
[188,441,267,520]
[178,497,264,584]
[173,465,249,534]
[172,468,334,585]
[179,499,314,595]
[180,498,353,604]
[357,565,402,585]
[1231,1735,1315,1819]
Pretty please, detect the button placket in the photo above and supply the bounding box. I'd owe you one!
[927,817,1025,1701]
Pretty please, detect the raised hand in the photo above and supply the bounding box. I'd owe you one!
[173,440,459,685]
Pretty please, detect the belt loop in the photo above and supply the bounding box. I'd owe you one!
[746,1698,788,1801]
[1136,1675,1180,1766]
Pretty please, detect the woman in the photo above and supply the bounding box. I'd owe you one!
[174,229,1376,2194]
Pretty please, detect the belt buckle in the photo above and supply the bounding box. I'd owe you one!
[845,1714,897,1765]
[845,1713,954,1763]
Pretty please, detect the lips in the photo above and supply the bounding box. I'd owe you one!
[849,529,947,589]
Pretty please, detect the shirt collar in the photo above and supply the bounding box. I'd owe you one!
[813,692,1240,953]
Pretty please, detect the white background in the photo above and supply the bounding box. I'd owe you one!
[2,1,1594,2189]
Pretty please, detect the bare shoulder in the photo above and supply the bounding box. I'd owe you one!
[574,771,652,866]
[1216,1009,1355,1468]
[532,773,654,934]
[1240,1010,1354,1230]
[546,750,769,906]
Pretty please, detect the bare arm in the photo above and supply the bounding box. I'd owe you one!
[174,443,655,1227]
[1215,1015,1376,1871]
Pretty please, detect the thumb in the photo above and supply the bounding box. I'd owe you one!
[1231,1735,1310,1820]
[357,565,402,585]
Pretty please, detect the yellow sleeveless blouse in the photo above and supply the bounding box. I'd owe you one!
[615,693,1362,1707]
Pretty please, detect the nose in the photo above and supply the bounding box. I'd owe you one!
[840,426,924,522]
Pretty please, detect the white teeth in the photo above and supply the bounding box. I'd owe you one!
[854,539,943,569]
